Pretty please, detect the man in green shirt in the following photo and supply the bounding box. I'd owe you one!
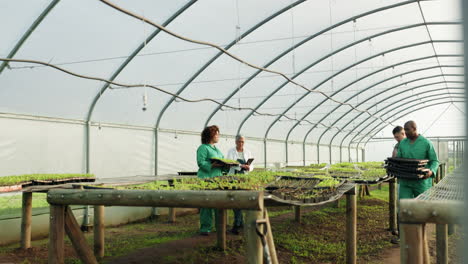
[397,120,439,198]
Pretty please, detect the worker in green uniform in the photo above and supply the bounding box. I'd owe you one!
[196,125,227,235]
[391,120,439,244]
[397,120,439,198]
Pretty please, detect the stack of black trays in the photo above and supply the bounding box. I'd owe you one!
[385,157,429,180]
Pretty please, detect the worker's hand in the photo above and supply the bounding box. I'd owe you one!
[420,169,432,179]
[241,164,250,171]
[211,162,225,168]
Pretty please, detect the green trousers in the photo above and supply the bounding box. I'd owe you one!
[398,178,433,199]
[200,208,219,233]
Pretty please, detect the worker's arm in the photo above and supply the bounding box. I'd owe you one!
[392,147,398,158]
[197,146,212,172]
[426,142,439,177]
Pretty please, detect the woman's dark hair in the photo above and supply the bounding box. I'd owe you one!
[201,125,220,144]
[392,126,403,135]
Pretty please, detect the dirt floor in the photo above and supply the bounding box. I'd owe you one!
[0,194,462,264]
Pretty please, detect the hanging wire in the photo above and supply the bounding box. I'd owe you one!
[97,0,395,126]
[0,57,363,135]
[422,103,452,135]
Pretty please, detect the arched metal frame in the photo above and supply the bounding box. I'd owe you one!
[239,27,461,140]
[348,96,466,161]
[358,96,466,145]
[262,40,461,139]
[258,40,463,167]
[325,93,464,163]
[340,87,464,153]
[323,78,463,145]
[346,91,465,163]
[207,21,456,130]
[327,78,464,162]
[301,64,462,161]
[335,77,464,152]
[0,0,60,74]
[360,99,466,157]
[342,93,464,162]
[153,0,422,173]
[308,66,464,162]
[83,0,198,173]
[1,0,462,173]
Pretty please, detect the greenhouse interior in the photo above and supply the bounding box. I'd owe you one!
[0,0,466,263]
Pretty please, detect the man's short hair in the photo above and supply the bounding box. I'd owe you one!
[392,126,403,135]
[235,134,244,142]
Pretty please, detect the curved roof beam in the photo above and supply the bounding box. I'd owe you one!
[337,78,464,149]
[311,66,463,146]
[296,59,463,146]
[86,0,197,122]
[345,100,465,161]
[361,99,465,147]
[350,95,464,148]
[254,40,462,140]
[205,3,440,128]
[326,79,464,147]
[84,0,196,173]
[154,0,308,130]
[0,0,60,74]
[333,93,464,163]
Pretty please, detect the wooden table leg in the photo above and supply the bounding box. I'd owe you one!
[216,209,227,250]
[64,206,98,264]
[49,204,65,264]
[94,205,105,259]
[21,192,32,249]
[245,210,263,264]
[346,187,357,264]
[168,208,176,223]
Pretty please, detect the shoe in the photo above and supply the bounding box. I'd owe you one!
[229,226,241,235]
[390,237,400,244]
[200,232,210,236]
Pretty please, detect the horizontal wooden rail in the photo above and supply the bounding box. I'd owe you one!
[399,200,463,224]
[47,189,263,210]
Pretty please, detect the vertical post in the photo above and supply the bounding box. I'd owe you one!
[245,210,263,264]
[264,138,267,168]
[168,208,176,223]
[21,192,33,249]
[389,179,397,233]
[436,224,448,264]
[263,209,278,264]
[49,205,65,264]
[64,206,98,264]
[400,223,428,264]
[94,205,105,259]
[317,144,320,164]
[339,145,343,163]
[329,144,333,164]
[285,140,289,165]
[216,209,227,251]
[294,206,301,223]
[346,186,357,264]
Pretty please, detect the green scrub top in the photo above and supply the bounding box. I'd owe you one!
[397,134,439,188]
[196,144,225,178]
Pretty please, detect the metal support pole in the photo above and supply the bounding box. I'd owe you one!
[389,179,397,233]
[21,192,32,249]
[285,140,289,165]
[436,224,448,264]
[339,145,343,163]
[317,144,320,164]
[346,186,357,264]
[329,144,333,164]
[264,139,267,169]
[302,142,306,166]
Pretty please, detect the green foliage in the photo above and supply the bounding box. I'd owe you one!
[315,178,340,188]
[0,174,94,186]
